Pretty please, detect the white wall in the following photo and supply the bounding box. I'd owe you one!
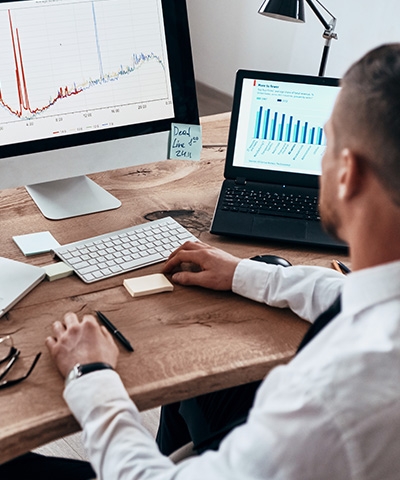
[186,0,400,97]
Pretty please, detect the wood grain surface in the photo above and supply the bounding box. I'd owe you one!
[0,113,349,463]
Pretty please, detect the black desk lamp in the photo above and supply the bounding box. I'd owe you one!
[258,0,338,76]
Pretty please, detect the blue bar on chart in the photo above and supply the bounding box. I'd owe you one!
[254,106,262,139]
[301,122,308,144]
[253,107,325,145]
[317,127,323,145]
[285,116,293,142]
[278,114,285,141]
[308,127,315,145]
[262,108,270,140]
[291,120,298,143]
[270,112,277,141]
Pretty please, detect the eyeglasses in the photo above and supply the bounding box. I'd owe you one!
[0,335,41,390]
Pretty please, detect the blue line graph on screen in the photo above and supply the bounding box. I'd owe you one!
[0,1,167,121]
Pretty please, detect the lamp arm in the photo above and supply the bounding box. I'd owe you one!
[304,0,337,76]
[304,0,331,30]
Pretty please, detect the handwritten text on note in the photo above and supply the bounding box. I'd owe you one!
[169,123,202,161]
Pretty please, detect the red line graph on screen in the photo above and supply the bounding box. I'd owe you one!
[0,11,82,119]
[0,6,165,121]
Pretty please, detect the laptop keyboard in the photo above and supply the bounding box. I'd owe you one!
[221,185,320,221]
[53,217,196,283]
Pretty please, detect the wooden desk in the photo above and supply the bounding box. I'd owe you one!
[0,113,349,463]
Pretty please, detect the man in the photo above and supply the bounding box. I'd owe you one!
[46,43,400,479]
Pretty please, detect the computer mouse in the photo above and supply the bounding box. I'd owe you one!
[250,254,292,267]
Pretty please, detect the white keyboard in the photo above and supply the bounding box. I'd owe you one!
[53,217,196,283]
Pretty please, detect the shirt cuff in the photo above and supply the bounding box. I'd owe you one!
[64,369,135,426]
[232,258,277,303]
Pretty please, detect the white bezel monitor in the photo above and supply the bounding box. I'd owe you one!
[0,0,199,219]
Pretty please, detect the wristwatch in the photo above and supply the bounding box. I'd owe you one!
[65,362,114,387]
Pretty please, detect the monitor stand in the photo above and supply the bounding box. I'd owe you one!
[26,175,121,220]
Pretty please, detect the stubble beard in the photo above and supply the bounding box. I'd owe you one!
[319,199,343,241]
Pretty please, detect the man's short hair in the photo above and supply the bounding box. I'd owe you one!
[338,43,400,205]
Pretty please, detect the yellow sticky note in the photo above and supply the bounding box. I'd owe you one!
[123,273,174,297]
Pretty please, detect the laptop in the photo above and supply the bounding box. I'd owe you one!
[210,70,347,249]
[0,257,45,318]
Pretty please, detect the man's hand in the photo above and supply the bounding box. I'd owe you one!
[46,312,119,378]
[162,241,241,290]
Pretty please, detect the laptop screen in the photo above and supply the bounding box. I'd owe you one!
[229,71,340,180]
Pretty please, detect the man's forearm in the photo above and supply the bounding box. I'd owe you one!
[232,260,344,322]
[64,370,177,480]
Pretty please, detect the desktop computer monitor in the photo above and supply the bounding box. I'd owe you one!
[0,0,199,219]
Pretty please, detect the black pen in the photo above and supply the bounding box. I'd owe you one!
[96,311,134,352]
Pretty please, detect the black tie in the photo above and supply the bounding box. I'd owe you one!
[296,295,341,354]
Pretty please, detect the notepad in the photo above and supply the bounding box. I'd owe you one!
[0,257,45,317]
[13,231,60,256]
[123,273,174,297]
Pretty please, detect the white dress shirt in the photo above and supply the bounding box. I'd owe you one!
[65,260,400,480]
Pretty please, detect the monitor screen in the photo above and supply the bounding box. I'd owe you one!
[0,0,198,219]
[232,78,339,176]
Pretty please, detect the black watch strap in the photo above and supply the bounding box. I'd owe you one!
[65,362,114,387]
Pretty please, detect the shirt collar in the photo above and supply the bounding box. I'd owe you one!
[342,260,400,316]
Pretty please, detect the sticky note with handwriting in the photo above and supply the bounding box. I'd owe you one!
[169,123,202,161]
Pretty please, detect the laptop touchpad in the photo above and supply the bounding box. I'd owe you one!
[252,217,307,239]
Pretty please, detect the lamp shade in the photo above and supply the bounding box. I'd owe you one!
[258,0,305,23]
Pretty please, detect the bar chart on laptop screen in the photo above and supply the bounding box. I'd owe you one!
[233,79,339,176]
[0,0,174,147]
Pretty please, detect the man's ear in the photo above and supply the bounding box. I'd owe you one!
[337,148,365,200]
